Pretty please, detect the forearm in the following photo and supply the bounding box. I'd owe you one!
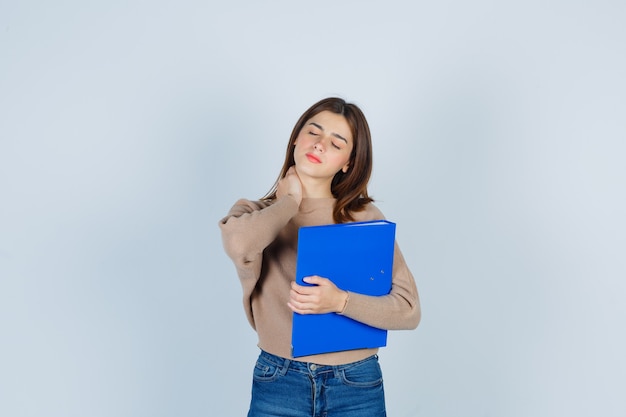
[219,196,299,267]
[340,290,421,330]
[339,244,421,330]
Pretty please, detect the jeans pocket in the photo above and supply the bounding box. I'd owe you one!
[340,357,384,388]
[252,357,281,382]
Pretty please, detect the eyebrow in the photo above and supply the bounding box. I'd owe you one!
[309,122,348,144]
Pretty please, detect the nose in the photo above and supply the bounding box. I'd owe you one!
[314,140,324,152]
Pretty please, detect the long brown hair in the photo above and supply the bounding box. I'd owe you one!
[262,97,374,223]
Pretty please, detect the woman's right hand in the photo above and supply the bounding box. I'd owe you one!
[276,166,303,206]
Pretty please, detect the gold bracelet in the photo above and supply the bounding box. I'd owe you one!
[339,291,350,314]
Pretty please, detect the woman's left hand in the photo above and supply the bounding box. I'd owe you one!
[288,276,349,315]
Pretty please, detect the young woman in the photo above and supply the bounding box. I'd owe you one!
[219,97,421,417]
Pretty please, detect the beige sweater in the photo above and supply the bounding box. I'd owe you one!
[219,196,420,365]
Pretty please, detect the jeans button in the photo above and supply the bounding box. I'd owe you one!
[310,364,317,371]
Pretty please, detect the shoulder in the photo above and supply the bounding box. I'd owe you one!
[351,202,386,222]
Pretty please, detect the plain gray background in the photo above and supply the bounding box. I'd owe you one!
[1,1,625,416]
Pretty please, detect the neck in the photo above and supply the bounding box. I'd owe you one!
[300,178,334,199]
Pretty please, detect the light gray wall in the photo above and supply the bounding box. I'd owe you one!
[1,1,625,416]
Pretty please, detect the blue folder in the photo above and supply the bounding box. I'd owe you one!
[291,220,396,357]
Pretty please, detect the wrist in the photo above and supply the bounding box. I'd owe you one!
[338,291,350,314]
[285,192,301,204]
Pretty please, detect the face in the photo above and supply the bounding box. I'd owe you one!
[293,110,353,183]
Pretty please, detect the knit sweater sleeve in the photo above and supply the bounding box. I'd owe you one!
[218,196,300,327]
[339,206,421,330]
[219,196,298,265]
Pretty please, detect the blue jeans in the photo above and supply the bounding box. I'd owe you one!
[247,350,386,417]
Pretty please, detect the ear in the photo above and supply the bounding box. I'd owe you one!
[342,162,350,173]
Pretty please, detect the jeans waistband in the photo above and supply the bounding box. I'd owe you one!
[258,350,378,376]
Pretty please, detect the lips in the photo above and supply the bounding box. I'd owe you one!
[305,153,322,163]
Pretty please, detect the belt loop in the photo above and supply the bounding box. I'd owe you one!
[280,358,291,376]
